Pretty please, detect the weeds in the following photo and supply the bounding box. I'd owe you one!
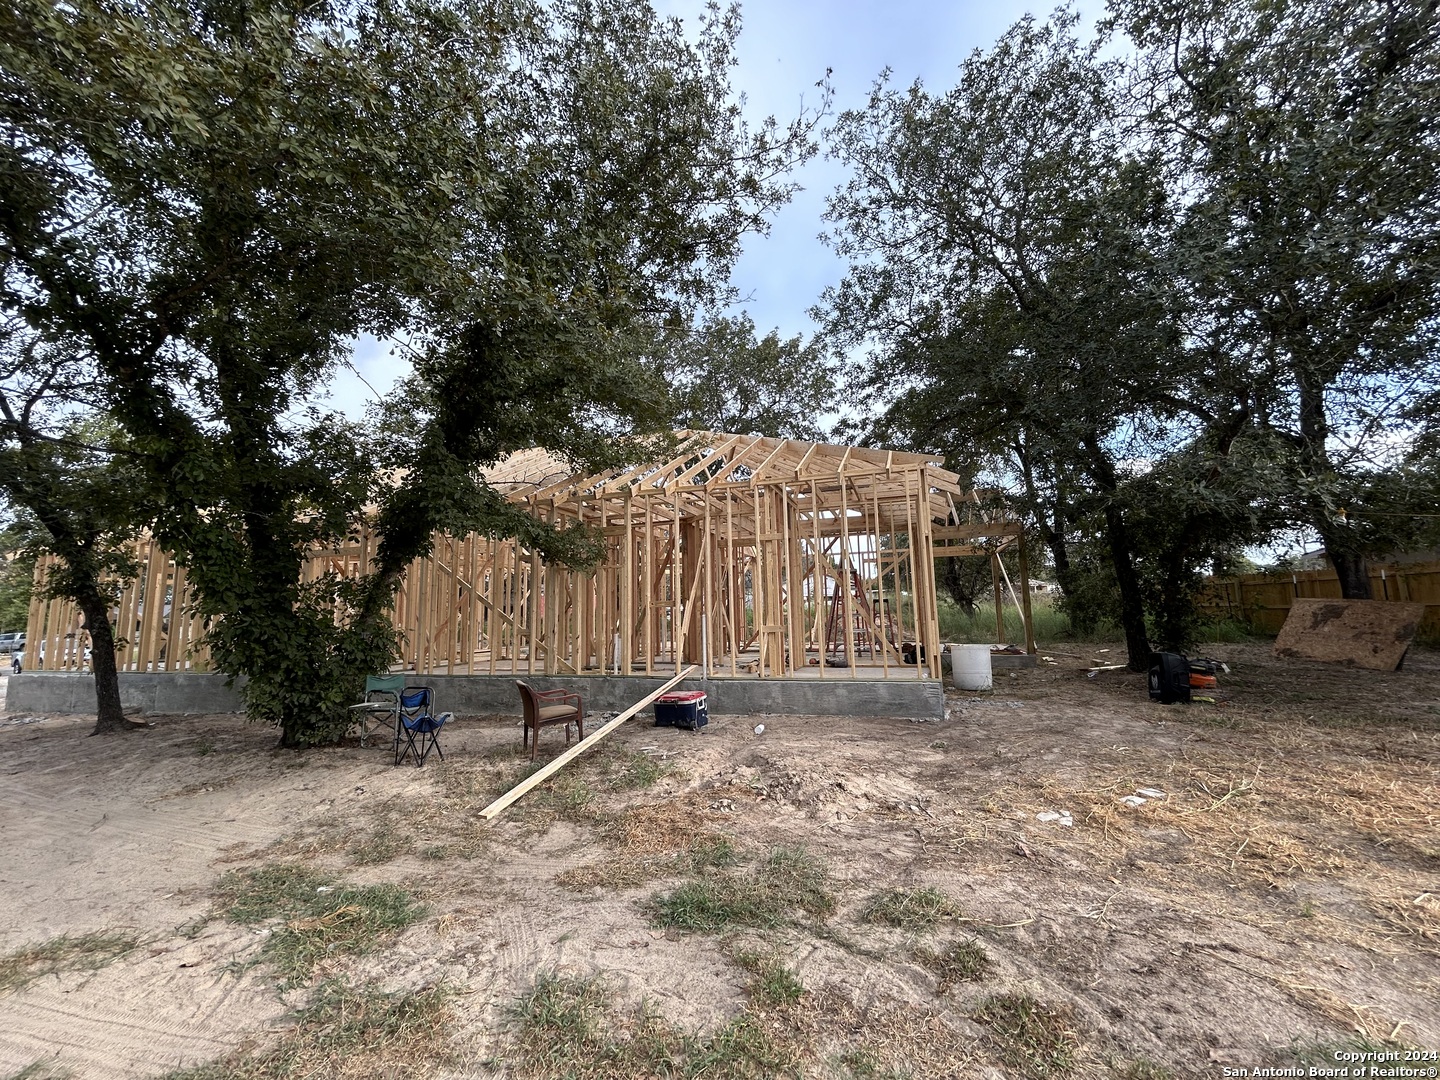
[687,1013,803,1079]
[215,864,422,985]
[861,888,962,933]
[555,799,739,892]
[1291,1034,1419,1068]
[972,994,1080,1078]
[601,748,669,791]
[3,1061,74,1080]
[508,973,681,1079]
[834,1048,908,1079]
[217,864,330,924]
[349,831,408,866]
[158,980,454,1080]
[649,846,834,933]
[733,951,805,1008]
[912,939,989,992]
[0,931,140,993]
[1109,1058,1176,1080]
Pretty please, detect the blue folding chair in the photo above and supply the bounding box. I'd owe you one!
[394,686,451,766]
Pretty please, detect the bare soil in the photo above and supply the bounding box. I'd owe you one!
[1,642,1437,1078]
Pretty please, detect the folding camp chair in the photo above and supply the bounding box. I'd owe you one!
[394,686,451,766]
[349,674,405,746]
[516,681,585,761]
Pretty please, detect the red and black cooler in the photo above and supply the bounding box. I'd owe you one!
[654,690,708,730]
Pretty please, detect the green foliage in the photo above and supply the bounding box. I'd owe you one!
[823,0,1440,654]
[0,521,35,633]
[1114,0,1440,588]
[2,0,823,746]
[662,312,837,439]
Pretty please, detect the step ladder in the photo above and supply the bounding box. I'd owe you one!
[824,569,898,663]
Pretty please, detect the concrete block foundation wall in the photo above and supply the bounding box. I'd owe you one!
[7,672,944,720]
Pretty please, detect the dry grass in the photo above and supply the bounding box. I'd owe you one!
[860,887,964,933]
[971,993,1082,1078]
[556,794,741,891]
[157,980,456,1080]
[960,705,1440,959]
[0,931,140,994]
[505,972,989,1080]
[214,864,424,986]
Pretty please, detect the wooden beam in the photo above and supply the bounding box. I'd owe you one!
[1018,530,1037,655]
[478,665,698,820]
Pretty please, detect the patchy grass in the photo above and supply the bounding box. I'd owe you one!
[215,864,423,985]
[555,798,740,892]
[912,938,989,992]
[507,973,683,1079]
[972,994,1081,1079]
[0,930,140,993]
[157,980,455,1080]
[649,846,835,933]
[861,887,963,933]
[833,1048,910,1079]
[508,969,819,1079]
[1109,1057,1177,1080]
[733,950,805,1008]
[686,1013,805,1079]
[216,864,332,924]
[597,747,670,791]
[3,1063,75,1080]
[1291,1034,1421,1068]
[348,830,410,867]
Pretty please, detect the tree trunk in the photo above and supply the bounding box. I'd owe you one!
[1326,547,1373,600]
[76,588,132,735]
[1103,505,1151,671]
[1154,546,1192,653]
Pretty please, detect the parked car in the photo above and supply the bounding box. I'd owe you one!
[32,637,90,670]
[0,632,25,654]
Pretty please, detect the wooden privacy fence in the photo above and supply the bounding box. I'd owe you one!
[25,432,1032,679]
[1197,560,1440,641]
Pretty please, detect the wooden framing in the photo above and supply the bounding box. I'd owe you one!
[23,432,1030,679]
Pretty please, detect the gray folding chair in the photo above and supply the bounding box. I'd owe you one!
[349,674,405,746]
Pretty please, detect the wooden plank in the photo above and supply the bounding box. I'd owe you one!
[479,665,698,820]
[991,551,1005,644]
[903,480,922,676]
[1018,531,1036,655]
[620,490,633,671]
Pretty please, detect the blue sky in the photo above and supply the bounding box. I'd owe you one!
[327,1,1083,419]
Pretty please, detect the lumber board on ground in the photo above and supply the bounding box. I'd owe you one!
[478,665,698,820]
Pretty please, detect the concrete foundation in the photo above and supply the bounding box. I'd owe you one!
[7,671,944,720]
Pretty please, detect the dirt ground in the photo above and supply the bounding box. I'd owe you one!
[1,642,1437,1079]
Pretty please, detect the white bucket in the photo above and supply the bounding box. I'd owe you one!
[951,644,992,691]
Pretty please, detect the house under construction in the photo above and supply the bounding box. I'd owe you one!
[24,432,1034,682]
